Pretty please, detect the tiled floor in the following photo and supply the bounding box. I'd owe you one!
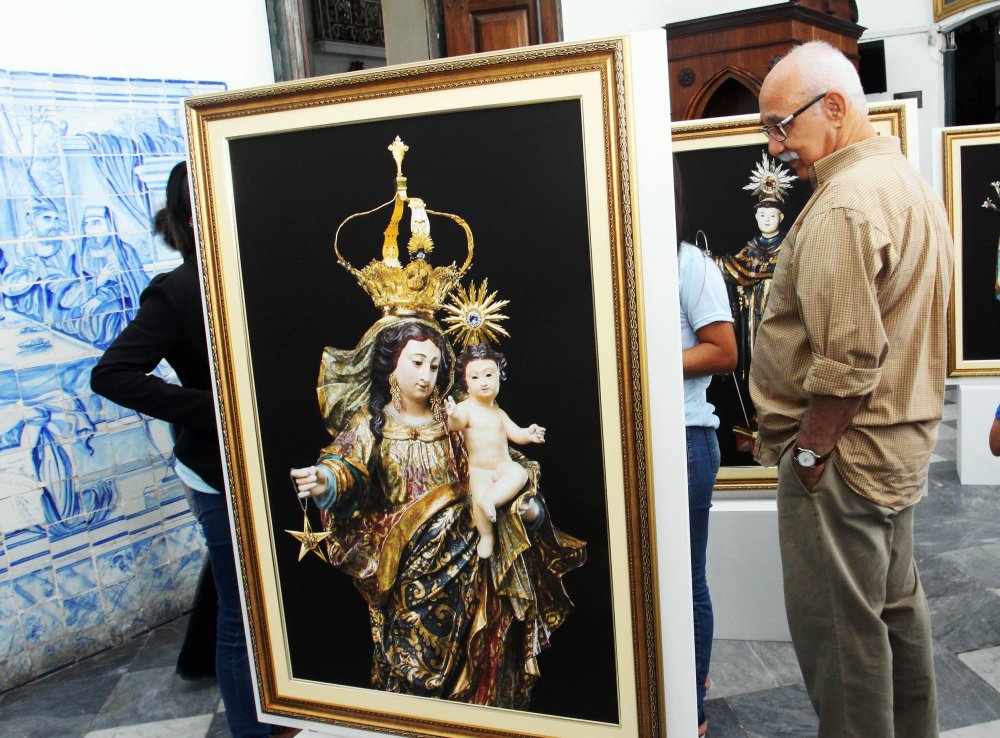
[1,390,997,737]
[702,391,1000,737]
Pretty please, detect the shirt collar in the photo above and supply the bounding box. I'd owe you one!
[808,136,902,188]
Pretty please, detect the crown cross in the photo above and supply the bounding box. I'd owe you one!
[388,136,409,177]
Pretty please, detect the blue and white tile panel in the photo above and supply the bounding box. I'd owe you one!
[0,70,225,691]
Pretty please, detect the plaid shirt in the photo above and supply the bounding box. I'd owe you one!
[749,136,954,509]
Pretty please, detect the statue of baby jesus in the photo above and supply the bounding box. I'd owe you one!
[444,343,546,559]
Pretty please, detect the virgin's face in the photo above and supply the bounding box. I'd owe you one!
[391,339,441,407]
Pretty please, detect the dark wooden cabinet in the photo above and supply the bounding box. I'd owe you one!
[666,0,864,121]
[444,0,561,56]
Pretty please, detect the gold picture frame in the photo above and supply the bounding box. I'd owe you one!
[672,101,916,491]
[934,0,992,22]
[184,37,669,737]
[941,124,1000,377]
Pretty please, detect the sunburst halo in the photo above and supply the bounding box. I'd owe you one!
[442,279,510,349]
[743,151,796,201]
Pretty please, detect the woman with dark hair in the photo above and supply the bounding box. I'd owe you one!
[90,161,275,737]
[291,316,584,707]
[674,156,738,736]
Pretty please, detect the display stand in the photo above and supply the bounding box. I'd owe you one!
[955,379,1000,484]
[706,496,791,642]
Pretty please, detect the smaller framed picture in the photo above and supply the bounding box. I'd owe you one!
[934,0,992,22]
[941,124,1000,377]
[672,101,916,490]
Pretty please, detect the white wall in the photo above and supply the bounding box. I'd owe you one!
[859,33,943,181]
[562,0,783,40]
[0,0,273,91]
[860,0,934,30]
[561,0,784,39]
[856,3,944,182]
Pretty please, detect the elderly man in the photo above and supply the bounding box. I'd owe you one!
[749,42,952,737]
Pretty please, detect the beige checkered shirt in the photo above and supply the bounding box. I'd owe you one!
[749,136,953,509]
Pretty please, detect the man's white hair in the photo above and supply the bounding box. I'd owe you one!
[782,41,867,110]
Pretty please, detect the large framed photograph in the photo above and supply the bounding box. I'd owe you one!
[672,101,916,490]
[941,124,1000,377]
[185,37,672,737]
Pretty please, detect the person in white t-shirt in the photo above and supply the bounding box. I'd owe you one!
[675,159,737,737]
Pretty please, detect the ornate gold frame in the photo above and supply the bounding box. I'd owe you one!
[941,124,1000,377]
[185,38,665,737]
[672,101,915,491]
[934,0,994,22]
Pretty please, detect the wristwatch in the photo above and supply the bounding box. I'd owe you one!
[791,444,829,469]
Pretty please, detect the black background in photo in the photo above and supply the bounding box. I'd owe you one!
[959,143,1000,362]
[228,100,618,723]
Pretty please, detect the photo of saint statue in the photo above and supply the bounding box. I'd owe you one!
[673,146,810,469]
[714,153,796,454]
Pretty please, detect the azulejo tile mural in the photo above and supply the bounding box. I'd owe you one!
[0,70,225,690]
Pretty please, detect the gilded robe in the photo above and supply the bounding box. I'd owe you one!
[313,405,585,708]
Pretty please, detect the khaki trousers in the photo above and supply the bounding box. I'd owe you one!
[776,450,938,738]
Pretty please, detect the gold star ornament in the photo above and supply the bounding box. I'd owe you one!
[285,512,332,562]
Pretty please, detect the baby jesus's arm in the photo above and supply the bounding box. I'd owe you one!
[444,396,469,431]
[502,410,546,445]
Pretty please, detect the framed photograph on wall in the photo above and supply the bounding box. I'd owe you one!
[185,37,671,738]
[941,124,1000,377]
[672,101,916,490]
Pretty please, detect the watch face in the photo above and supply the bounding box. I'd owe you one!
[795,449,816,468]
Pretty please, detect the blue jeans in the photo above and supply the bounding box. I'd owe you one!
[686,426,719,726]
[185,488,270,738]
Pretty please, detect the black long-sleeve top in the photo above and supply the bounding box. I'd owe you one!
[90,257,224,491]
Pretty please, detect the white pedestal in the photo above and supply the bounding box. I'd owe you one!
[707,497,791,642]
[957,382,1000,485]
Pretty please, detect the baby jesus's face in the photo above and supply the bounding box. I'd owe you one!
[464,358,501,403]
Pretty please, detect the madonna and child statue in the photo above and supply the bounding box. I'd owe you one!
[287,137,586,709]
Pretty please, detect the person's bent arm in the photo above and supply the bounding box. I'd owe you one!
[793,394,866,486]
[90,278,215,434]
[683,320,738,378]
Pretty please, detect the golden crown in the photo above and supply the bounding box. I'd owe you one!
[334,137,473,319]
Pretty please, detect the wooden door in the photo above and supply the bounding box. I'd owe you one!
[443,0,561,57]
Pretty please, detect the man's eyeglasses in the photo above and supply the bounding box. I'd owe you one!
[760,92,827,142]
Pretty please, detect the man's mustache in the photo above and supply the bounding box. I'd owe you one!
[777,151,800,163]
